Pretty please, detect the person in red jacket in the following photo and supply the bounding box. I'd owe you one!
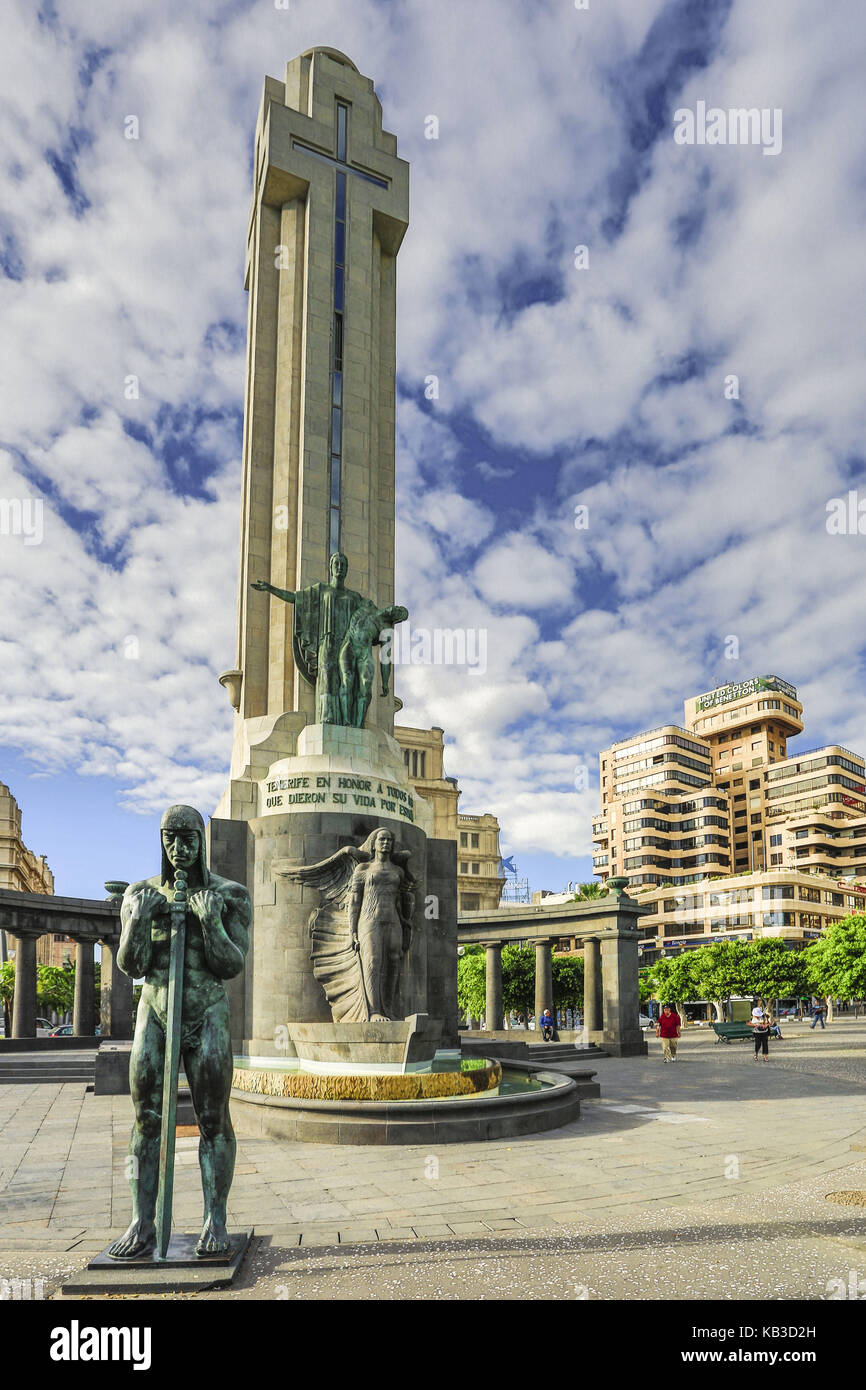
[656,1004,681,1062]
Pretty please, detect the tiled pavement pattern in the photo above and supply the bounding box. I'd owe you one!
[2,1019,866,1297]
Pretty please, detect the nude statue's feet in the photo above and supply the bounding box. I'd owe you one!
[108,1219,156,1260]
[196,1213,230,1257]
[369,1013,390,1022]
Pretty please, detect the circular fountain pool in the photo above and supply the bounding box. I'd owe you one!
[230,1055,581,1145]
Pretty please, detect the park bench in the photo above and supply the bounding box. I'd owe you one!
[711,1022,754,1044]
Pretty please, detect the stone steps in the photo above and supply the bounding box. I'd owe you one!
[525,1043,604,1062]
[0,1052,96,1085]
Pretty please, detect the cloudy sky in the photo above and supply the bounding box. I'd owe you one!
[1,0,864,898]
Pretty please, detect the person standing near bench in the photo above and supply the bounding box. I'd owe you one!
[657,1003,681,1062]
[750,1009,771,1062]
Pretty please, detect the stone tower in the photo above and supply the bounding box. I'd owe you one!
[217,49,409,812]
[211,52,457,1059]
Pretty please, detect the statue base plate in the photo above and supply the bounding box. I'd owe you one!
[60,1231,253,1295]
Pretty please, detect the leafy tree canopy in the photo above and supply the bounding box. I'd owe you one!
[804,916,866,1000]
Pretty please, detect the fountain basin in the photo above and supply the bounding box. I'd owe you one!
[230,1064,581,1144]
[232,1057,501,1102]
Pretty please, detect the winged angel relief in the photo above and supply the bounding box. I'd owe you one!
[286,829,416,1022]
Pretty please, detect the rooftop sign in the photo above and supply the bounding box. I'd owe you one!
[694,675,797,713]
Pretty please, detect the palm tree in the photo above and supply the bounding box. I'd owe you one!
[573,882,604,901]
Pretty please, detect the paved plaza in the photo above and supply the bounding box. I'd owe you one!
[2,1018,866,1299]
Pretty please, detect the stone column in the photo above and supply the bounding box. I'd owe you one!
[600,928,647,1057]
[534,940,553,1022]
[10,931,39,1038]
[583,936,602,1039]
[73,937,98,1037]
[485,942,503,1033]
[99,940,134,1038]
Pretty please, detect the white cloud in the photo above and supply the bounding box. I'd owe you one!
[1,0,864,880]
[474,533,575,610]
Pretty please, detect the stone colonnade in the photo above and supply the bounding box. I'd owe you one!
[478,927,645,1057]
[0,890,132,1040]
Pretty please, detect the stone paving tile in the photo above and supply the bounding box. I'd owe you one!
[297,1227,341,1245]
[3,1018,866,1267]
[333,1225,379,1243]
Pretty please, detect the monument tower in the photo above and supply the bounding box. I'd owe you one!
[217,47,409,804]
[211,50,457,1064]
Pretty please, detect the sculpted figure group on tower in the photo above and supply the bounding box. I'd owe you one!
[253,552,407,729]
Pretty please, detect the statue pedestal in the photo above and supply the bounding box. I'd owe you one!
[208,723,458,1060]
[287,1015,444,1073]
[61,1231,253,1296]
[259,723,432,834]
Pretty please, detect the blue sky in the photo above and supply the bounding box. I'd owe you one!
[1,0,865,899]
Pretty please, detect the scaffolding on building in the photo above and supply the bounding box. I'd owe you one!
[499,857,531,904]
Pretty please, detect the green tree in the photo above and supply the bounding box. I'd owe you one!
[690,940,751,1021]
[738,939,808,1006]
[552,954,584,1010]
[573,882,604,901]
[638,966,657,1006]
[0,961,13,1034]
[456,946,485,1022]
[37,965,75,1018]
[502,944,536,1018]
[804,916,866,1019]
[648,952,702,1008]
[0,957,100,1033]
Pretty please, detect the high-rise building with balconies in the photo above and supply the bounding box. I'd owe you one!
[593,724,731,888]
[592,676,866,959]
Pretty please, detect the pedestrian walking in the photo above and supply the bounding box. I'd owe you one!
[656,1004,681,1062]
[810,997,826,1030]
[750,1009,771,1061]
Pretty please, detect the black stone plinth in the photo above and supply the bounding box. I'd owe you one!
[60,1230,253,1295]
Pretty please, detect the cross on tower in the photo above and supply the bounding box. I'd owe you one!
[292,107,390,190]
[224,48,409,747]
[293,102,390,554]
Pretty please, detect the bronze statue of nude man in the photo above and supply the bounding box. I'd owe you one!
[108,805,251,1260]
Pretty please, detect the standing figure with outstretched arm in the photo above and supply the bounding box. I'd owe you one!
[251,551,363,723]
[108,805,251,1260]
[251,552,408,727]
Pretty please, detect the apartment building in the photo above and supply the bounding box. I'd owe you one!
[0,783,53,896]
[779,809,866,875]
[392,724,459,841]
[633,867,864,963]
[455,813,503,911]
[592,724,732,887]
[394,725,505,911]
[0,782,64,967]
[592,675,866,956]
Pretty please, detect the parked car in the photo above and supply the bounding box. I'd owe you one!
[638,1013,653,1029]
[35,1018,54,1038]
[48,1024,101,1037]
